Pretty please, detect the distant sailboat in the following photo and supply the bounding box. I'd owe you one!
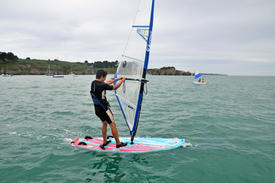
[192,72,206,85]
[46,64,53,76]
[2,65,12,77]
[69,66,78,77]
[2,74,11,77]
[46,62,64,78]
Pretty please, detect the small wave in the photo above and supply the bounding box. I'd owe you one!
[64,138,73,143]
[9,131,17,135]
[64,129,71,133]
[51,111,76,116]
[182,142,193,147]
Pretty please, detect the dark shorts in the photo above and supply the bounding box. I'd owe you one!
[94,105,114,124]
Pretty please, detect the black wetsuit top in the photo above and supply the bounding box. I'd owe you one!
[90,80,113,108]
[90,80,114,124]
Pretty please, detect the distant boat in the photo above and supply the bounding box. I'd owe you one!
[46,63,53,76]
[2,74,12,77]
[2,65,12,77]
[52,75,64,78]
[192,73,206,85]
[69,73,78,77]
[69,66,78,77]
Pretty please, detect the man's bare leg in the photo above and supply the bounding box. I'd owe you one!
[102,121,108,144]
[109,122,121,145]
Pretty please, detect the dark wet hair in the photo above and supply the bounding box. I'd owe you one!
[96,70,107,79]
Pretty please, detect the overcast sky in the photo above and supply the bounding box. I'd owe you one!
[0,0,274,75]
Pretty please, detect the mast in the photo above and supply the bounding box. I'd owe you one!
[130,0,155,144]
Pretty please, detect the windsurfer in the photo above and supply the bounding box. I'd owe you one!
[90,70,128,149]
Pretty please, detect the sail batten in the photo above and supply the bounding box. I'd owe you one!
[122,55,144,63]
[116,94,137,109]
[115,0,155,142]
[132,25,150,28]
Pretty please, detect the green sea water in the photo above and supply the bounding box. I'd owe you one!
[0,75,274,183]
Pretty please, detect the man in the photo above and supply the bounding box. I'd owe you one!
[90,70,127,149]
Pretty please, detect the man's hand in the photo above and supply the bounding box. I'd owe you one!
[106,77,124,84]
[113,77,127,90]
[113,77,123,81]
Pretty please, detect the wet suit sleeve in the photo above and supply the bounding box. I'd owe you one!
[103,83,113,90]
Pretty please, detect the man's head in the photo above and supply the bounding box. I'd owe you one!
[96,70,107,81]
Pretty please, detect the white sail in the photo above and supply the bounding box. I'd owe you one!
[114,0,155,142]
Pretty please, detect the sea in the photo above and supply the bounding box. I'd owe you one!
[0,75,274,183]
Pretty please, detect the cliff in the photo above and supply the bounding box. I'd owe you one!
[147,67,192,75]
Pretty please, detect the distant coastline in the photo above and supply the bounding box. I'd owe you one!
[0,51,118,75]
[201,73,228,76]
[1,51,227,76]
[1,52,195,76]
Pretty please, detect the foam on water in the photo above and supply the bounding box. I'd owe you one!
[182,142,192,148]
[64,138,74,143]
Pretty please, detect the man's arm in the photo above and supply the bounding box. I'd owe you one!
[105,77,123,85]
[113,77,126,90]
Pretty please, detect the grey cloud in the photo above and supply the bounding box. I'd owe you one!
[0,0,274,75]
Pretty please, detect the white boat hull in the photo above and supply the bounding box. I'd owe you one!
[192,81,207,85]
[52,75,64,78]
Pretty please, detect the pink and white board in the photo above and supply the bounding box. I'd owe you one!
[71,137,185,153]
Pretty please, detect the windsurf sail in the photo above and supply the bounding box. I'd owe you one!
[194,73,202,79]
[114,0,155,144]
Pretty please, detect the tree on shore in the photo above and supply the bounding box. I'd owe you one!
[0,52,18,62]
[93,60,119,68]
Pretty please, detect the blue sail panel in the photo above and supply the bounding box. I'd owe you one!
[195,73,202,79]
